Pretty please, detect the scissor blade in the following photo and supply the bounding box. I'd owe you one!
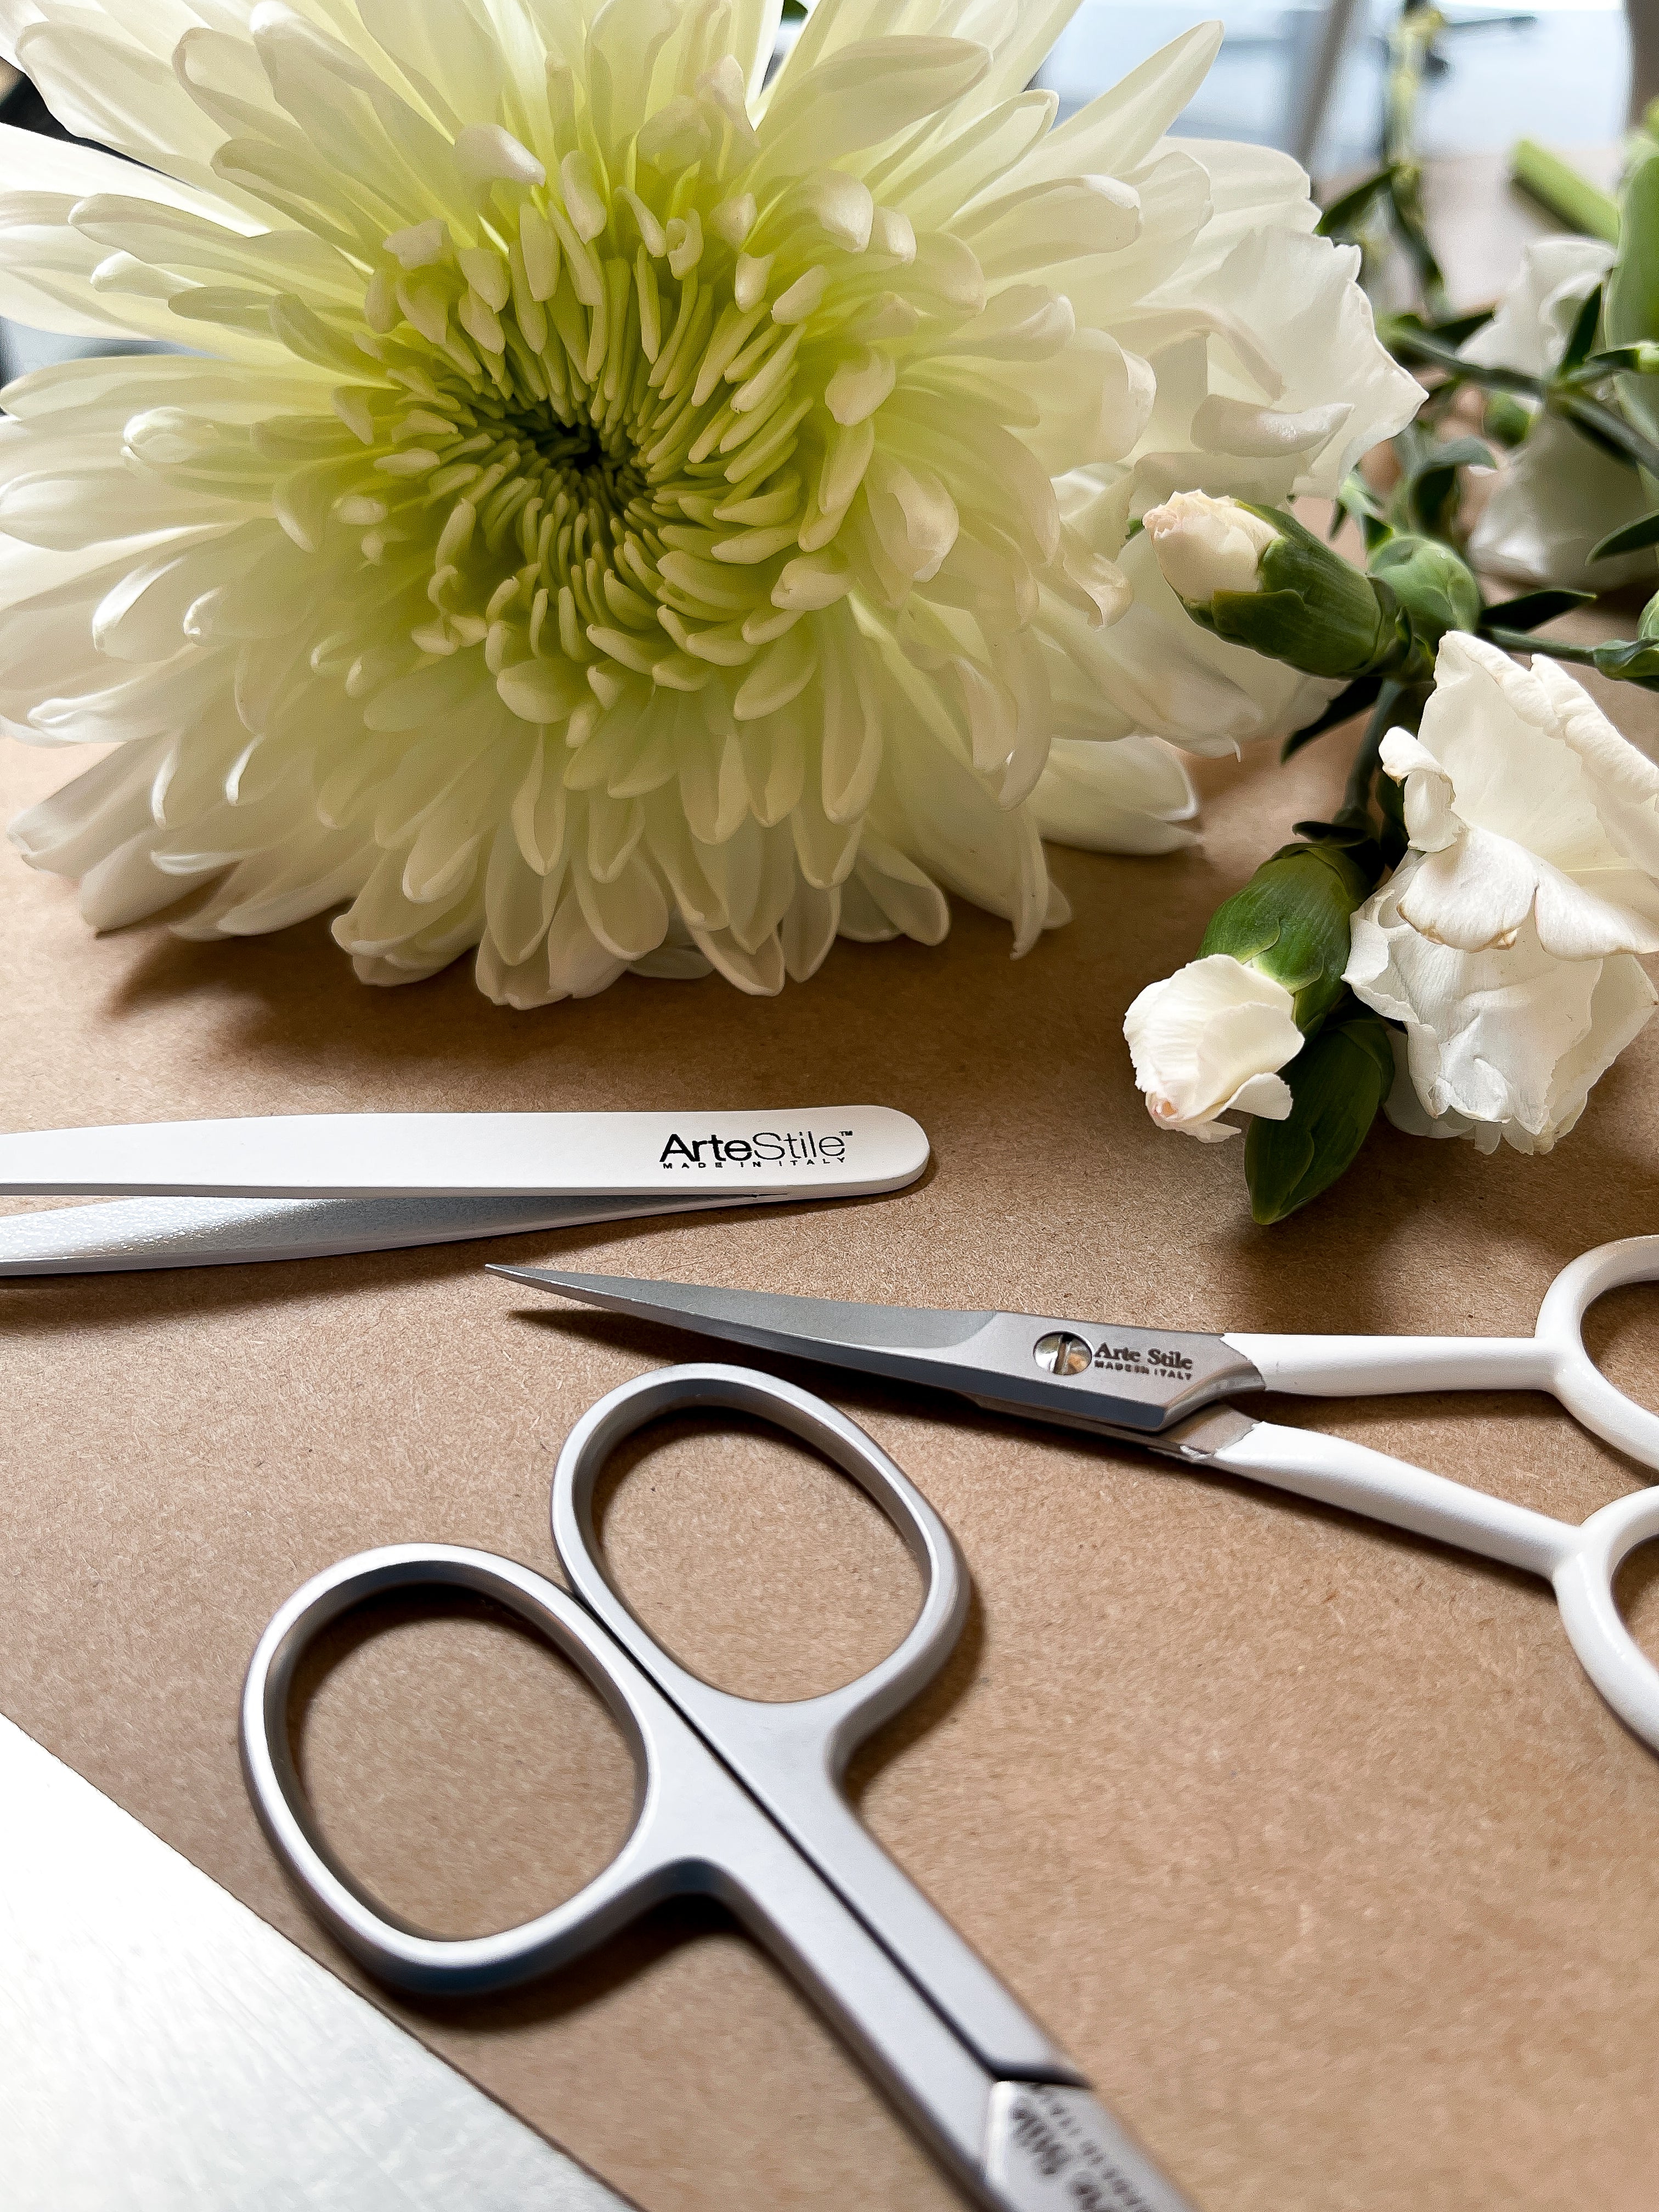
[490,1267,993,1351]
[489,1269,1263,1434]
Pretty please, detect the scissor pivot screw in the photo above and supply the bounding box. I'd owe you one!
[1033,1331,1092,1377]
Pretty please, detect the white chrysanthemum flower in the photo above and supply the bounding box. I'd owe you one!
[0,1,1419,1005]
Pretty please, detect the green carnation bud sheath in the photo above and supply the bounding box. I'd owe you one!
[1199,839,1376,1034]
[1368,536,1482,651]
[1245,1008,1394,1223]
[1206,506,1415,682]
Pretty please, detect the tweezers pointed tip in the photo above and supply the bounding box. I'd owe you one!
[487,1263,572,1289]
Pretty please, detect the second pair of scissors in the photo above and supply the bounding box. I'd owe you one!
[245,1363,1195,2212]
[497,1237,1659,1754]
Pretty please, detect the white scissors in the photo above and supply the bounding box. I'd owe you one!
[492,1240,1659,1754]
[244,1364,1197,2212]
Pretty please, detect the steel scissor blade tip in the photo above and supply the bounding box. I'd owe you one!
[488,1266,994,1359]
[490,1269,1263,1439]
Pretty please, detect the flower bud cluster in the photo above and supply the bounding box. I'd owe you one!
[1125,631,1659,1216]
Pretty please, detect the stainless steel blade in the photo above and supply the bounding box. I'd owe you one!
[489,1270,1264,1434]
[0,1713,630,2211]
[0,1192,764,1276]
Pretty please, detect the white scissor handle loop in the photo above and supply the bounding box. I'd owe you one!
[241,1544,679,1996]
[1552,1489,1659,1752]
[552,1363,968,1776]
[1533,1237,1659,1472]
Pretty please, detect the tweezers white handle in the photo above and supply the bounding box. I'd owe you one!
[0,1192,765,1276]
[0,1108,927,1200]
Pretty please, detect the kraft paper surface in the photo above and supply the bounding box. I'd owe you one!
[4,622,1659,2212]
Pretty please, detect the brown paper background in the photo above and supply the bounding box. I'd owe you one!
[7,597,1659,2204]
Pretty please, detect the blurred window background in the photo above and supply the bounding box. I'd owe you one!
[1034,0,1634,179]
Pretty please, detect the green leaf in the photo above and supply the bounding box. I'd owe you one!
[1550,393,1650,470]
[1395,307,1497,348]
[1481,588,1593,628]
[1280,675,1384,759]
[1417,434,1495,473]
[1317,169,1393,238]
[1244,1011,1395,1225]
[1577,343,1659,378]
[1330,470,1388,541]
[1559,281,1605,374]
[1589,510,1659,562]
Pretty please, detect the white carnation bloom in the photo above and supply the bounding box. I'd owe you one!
[1349,872,1655,1155]
[0,1,1418,1005]
[1462,236,1652,592]
[1123,952,1303,1142]
[1345,633,1659,1153]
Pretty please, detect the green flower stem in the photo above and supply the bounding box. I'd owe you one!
[1386,334,1659,483]
[1483,626,1600,665]
[1547,388,1659,478]
[1383,5,1450,319]
[1386,325,1543,397]
[1485,625,1659,689]
[1334,691,1396,830]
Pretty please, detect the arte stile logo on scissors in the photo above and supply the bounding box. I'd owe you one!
[990,2083,1170,2212]
[658,1128,853,1169]
[1092,1342,1194,1378]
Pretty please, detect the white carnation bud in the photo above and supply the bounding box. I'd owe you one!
[1123,954,1304,1143]
[1141,492,1282,607]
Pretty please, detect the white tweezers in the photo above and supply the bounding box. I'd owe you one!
[0,1107,928,1276]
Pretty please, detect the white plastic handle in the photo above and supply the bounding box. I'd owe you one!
[1553,1488,1659,1749]
[1227,1234,1659,1472]
[1203,1422,1659,1753]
